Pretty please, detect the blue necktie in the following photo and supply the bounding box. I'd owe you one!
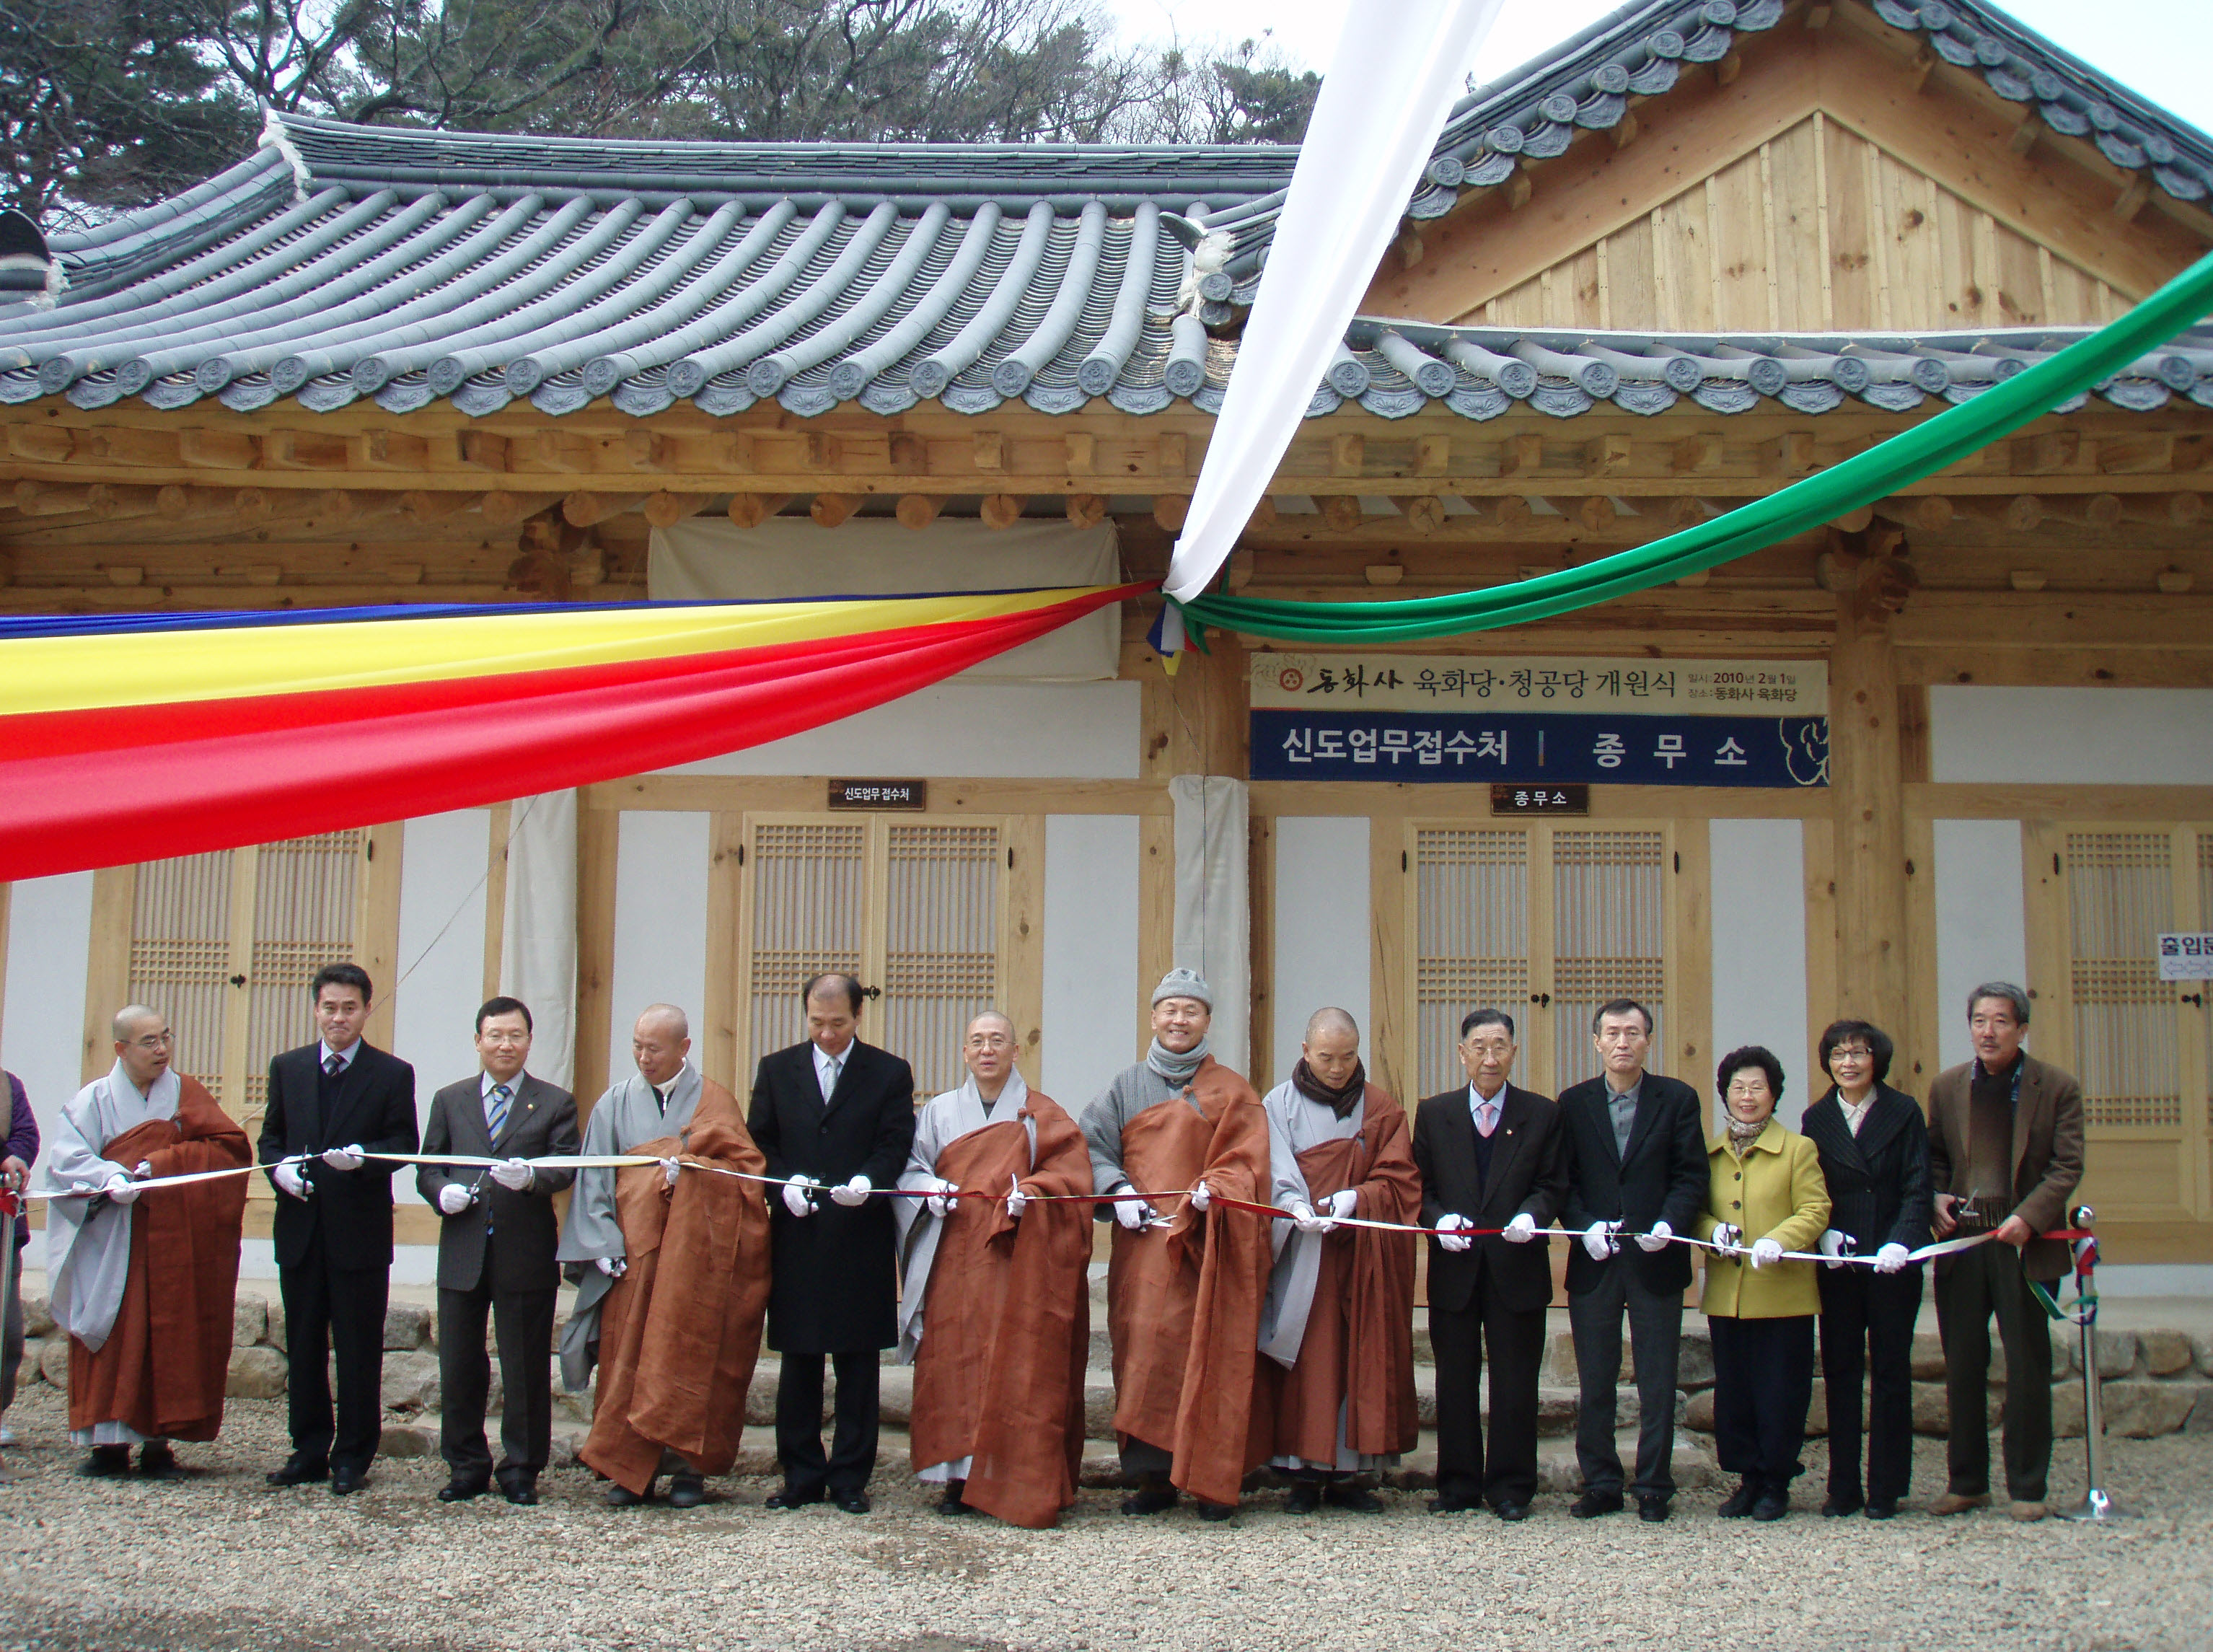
[487,1082,511,1141]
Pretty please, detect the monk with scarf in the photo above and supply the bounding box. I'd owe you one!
[1255,1007,1421,1512]
[894,1011,1092,1528]
[556,1004,770,1508]
[1080,967,1271,1520]
[44,1006,249,1477]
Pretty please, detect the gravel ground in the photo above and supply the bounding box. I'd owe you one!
[0,1383,2204,1652]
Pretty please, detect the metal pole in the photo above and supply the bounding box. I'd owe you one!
[2058,1205,2129,1522]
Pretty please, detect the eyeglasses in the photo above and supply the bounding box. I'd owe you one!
[124,1033,173,1050]
[964,1035,1015,1050]
[1830,1045,1871,1060]
[478,1032,530,1046]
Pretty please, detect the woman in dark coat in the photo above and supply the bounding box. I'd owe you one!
[1803,1020,1932,1521]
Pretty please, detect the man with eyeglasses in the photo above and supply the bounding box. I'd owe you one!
[43,1007,250,1477]
[892,1011,1093,1526]
[416,997,578,1506]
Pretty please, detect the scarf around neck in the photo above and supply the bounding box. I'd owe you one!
[1145,1036,1209,1086]
[1725,1112,1770,1155]
[1292,1058,1365,1119]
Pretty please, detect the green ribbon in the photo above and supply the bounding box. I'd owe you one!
[1176,247,2213,645]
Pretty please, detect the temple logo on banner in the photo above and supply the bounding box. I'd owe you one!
[1249,654,1830,788]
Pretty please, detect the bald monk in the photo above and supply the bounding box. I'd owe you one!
[44,1006,250,1477]
[894,1012,1093,1528]
[1081,967,1272,1520]
[1256,1008,1422,1512]
[556,1004,771,1508]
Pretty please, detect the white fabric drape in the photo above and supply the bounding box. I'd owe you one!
[650,516,1122,682]
[500,789,578,1093]
[1171,774,1250,1076]
[1163,0,1511,601]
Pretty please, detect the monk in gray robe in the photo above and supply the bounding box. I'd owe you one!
[44,1006,249,1477]
[1254,1007,1421,1512]
[556,1004,770,1508]
[894,1012,1092,1528]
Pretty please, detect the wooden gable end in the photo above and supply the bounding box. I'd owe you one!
[1363,6,2211,334]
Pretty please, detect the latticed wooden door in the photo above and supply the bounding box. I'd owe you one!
[124,831,369,1130]
[1407,821,1674,1098]
[739,815,1007,1100]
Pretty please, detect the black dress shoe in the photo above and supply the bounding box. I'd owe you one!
[438,1477,490,1503]
[1637,1495,1670,1524]
[1427,1495,1479,1515]
[330,1467,366,1497]
[936,1482,972,1516]
[1284,1482,1321,1513]
[502,1480,539,1507]
[78,1446,132,1477]
[835,1490,871,1514]
[605,1480,652,1507]
[266,1456,327,1487]
[138,1444,185,1480]
[1195,1499,1236,1522]
[1864,1497,1899,1521]
[764,1485,822,1510]
[1718,1479,1759,1519]
[1752,1488,1790,1522]
[1121,1484,1177,1516]
[1324,1484,1383,1513]
[1821,1495,1864,1518]
[1493,1499,1531,1522]
[667,1474,707,1509]
[1570,1490,1624,1519]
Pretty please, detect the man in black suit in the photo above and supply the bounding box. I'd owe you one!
[747,972,916,1514]
[1557,996,1709,1522]
[258,962,419,1495]
[1412,1008,1566,1521]
[416,996,578,1507]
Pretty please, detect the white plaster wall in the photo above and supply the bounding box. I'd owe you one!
[1272,817,1372,1088]
[3,872,96,1150]
[1708,820,1811,1123]
[607,812,712,1085]
[1932,819,2029,1072]
[390,810,490,1202]
[661,680,1141,780]
[1930,687,2213,784]
[1042,815,1140,1104]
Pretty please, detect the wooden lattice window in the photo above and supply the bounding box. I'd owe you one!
[1414,830,1531,1097]
[742,816,1006,1099]
[2064,831,2182,1130]
[1551,829,1668,1093]
[128,852,237,1108]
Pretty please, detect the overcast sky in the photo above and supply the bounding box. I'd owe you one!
[1103,0,2213,136]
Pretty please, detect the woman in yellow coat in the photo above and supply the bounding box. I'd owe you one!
[1700,1046,1831,1522]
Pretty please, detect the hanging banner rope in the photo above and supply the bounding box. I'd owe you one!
[1176,245,2213,643]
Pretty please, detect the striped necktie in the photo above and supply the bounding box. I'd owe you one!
[487,1082,512,1141]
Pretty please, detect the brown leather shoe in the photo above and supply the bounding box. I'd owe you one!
[1930,1491,1991,1516]
[2009,1500,2047,1522]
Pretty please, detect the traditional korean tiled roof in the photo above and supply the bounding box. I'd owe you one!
[1,0,2208,426]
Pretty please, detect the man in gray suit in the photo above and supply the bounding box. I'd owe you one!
[417,997,579,1506]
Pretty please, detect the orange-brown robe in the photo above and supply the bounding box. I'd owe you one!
[61,1076,250,1441]
[1253,1081,1422,1469]
[895,1080,1094,1528]
[577,1077,773,1495]
[1091,1057,1272,1506]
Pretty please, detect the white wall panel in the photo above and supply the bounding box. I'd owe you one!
[1272,817,1372,1088]
[1709,820,1811,1122]
[607,812,712,1085]
[1932,819,2028,1072]
[1930,687,2213,784]
[391,810,490,1200]
[1042,814,1140,1104]
[2,872,96,1150]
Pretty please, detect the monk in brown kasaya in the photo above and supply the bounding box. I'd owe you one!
[555,1003,771,1508]
[1080,968,1272,1521]
[44,1006,250,1477]
[1254,1007,1422,1512]
[894,1011,1093,1528]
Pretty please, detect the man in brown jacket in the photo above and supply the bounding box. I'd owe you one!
[1926,981,2085,1522]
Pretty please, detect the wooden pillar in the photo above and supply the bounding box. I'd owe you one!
[1829,594,1909,1034]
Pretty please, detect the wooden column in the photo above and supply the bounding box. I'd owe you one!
[1828,592,1910,1034]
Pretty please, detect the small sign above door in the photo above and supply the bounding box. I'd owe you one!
[1491,783,1591,816]
[829,779,928,811]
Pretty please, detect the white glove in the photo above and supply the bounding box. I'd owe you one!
[831,1174,871,1208]
[1874,1242,1911,1274]
[1710,1221,1743,1253]
[273,1161,309,1200]
[1635,1218,1673,1254]
[133,1160,153,1180]
[321,1143,365,1172]
[1502,1212,1537,1244]
[782,1174,818,1218]
[595,1255,626,1278]
[1005,1175,1028,1219]
[1111,1184,1156,1231]
[490,1157,534,1192]
[1435,1213,1476,1252]
[103,1172,141,1206]
[1189,1180,1212,1213]
[1290,1201,1324,1234]
[1581,1220,1619,1261]
[436,1183,473,1215]
[924,1177,959,1218]
[1818,1229,1849,1270]
[1327,1188,1359,1221]
[659,1156,681,1190]
[1750,1236,1785,1269]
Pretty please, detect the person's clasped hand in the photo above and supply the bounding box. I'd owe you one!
[1111,1183,1157,1231]
[782,1174,819,1218]
[1635,1218,1673,1254]
[924,1177,959,1218]
[1710,1221,1743,1254]
[491,1157,535,1192]
[1290,1201,1325,1234]
[1582,1219,1619,1261]
[436,1184,473,1215]
[1189,1179,1212,1213]
[1818,1229,1850,1270]
[1435,1213,1476,1252]
[658,1156,682,1190]
[1501,1211,1537,1244]
[1874,1242,1911,1274]
[595,1255,626,1278]
[273,1160,311,1200]
[321,1143,366,1172]
[1750,1236,1785,1269]
[830,1174,871,1208]
[102,1172,141,1206]
[1005,1175,1028,1219]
